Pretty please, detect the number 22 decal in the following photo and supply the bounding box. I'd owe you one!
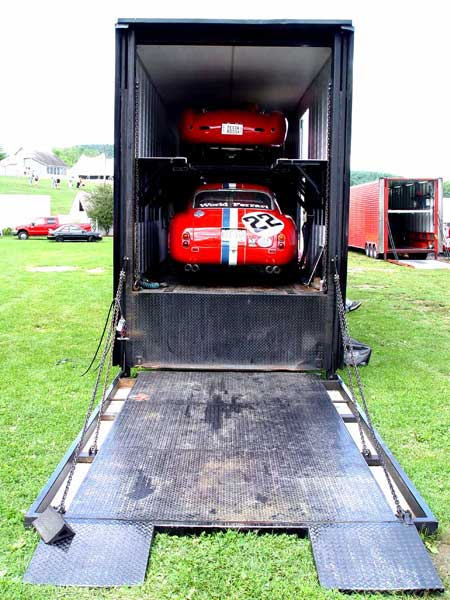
[241,212,284,237]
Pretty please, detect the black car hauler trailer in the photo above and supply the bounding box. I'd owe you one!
[24,19,443,592]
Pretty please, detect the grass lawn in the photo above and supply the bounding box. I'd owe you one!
[0,176,96,215]
[0,238,448,599]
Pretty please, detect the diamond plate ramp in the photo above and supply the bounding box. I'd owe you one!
[68,371,395,525]
[25,371,443,590]
[24,519,154,587]
[310,522,443,592]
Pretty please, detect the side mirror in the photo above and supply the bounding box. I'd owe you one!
[31,222,35,226]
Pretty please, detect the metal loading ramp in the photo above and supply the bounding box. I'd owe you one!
[25,371,443,591]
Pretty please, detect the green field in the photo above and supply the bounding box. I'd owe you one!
[0,237,448,599]
[0,176,95,215]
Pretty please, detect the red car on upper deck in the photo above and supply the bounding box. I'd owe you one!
[180,107,287,149]
[169,183,297,270]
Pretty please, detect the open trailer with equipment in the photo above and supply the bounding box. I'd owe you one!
[349,177,444,260]
[23,19,443,592]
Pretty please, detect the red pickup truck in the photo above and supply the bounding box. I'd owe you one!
[15,217,91,240]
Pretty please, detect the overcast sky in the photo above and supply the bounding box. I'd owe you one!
[1,0,448,177]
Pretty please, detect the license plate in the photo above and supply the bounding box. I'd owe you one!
[221,229,246,243]
[221,123,243,135]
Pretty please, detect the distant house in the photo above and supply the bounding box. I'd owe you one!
[0,148,68,177]
[69,153,113,181]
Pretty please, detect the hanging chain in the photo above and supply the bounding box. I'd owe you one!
[333,263,411,522]
[334,273,370,457]
[58,269,126,514]
[387,219,399,261]
[133,80,141,284]
[322,82,333,291]
[89,290,123,456]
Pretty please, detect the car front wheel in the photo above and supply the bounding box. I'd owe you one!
[56,237,64,242]
[88,236,95,242]
[18,231,29,240]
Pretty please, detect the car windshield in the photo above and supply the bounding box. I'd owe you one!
[194,190,273,210]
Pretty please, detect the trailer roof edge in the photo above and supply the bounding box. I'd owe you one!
[116,18,353,27]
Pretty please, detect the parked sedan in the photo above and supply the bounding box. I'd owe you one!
[47,225,102,242]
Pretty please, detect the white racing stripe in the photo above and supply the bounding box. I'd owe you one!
[228,208,239,265]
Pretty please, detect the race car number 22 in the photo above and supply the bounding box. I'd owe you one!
[242,212,284,237]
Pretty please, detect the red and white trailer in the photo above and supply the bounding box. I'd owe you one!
[349,178,443,259]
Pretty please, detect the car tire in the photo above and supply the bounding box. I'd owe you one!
[410,253,427,260]
[88,236,95,242]
[18,231,29,240]
[371,244,377,259]
[365,243,369,257]
[56,237,64,242]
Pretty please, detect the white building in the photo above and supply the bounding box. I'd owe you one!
[69,153,113,181]
[69,192,92,225]
[0,148,68,177]
[0,194,51,230]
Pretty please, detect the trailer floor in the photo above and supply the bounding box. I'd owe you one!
[139,281,319,295]
[24,371,443,591]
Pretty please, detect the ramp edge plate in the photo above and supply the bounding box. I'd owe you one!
[310,522,443,592]
[23,519,154,587]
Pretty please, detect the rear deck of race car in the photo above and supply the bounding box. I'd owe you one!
[170,204,296,268]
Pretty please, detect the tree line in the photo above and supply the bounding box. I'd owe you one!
[52,145,114,167]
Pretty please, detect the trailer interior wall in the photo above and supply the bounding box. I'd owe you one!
[114,21,354,373]
[386,179,439,256]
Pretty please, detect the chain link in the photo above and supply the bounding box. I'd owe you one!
[58,269,126,514]
[334,274,370,457]
[321,82,332,292]
[89,294,122,455]
[133,80,141,283]
[333,264,410,520]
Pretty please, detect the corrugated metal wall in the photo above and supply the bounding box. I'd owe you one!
[297,59,331,160]
[136,56,178,157]
[348,181,381,250]
[137,205,169,274]
[135,57,177,273]
[295,59,331,270]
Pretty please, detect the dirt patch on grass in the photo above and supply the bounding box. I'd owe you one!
[27,266,78,272]
[433,535,450,580]
[86,268,105,274]
[353,284,388,291]
[409,299,449,314]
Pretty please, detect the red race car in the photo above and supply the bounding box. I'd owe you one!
[180,107,287,148]
[169,183,298,271]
